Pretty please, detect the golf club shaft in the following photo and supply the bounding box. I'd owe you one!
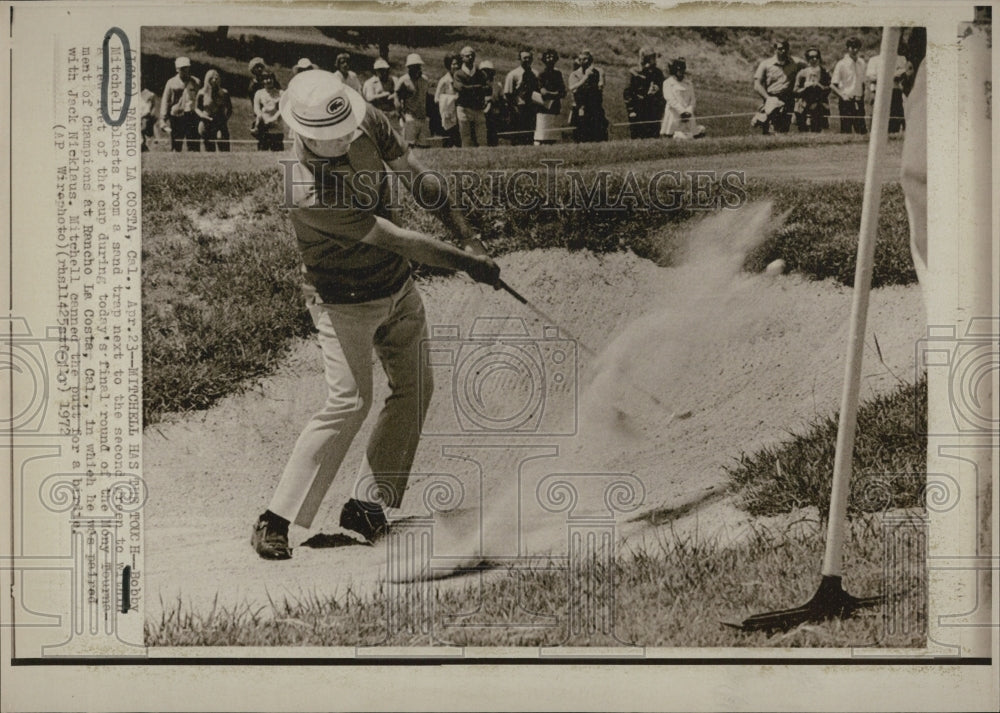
[497,279,670,412]
[498,279,596,357]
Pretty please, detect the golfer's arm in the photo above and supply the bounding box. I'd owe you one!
[386,152,476,245]
[360,217,477,272]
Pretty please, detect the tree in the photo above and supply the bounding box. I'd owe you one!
[212,26,229,49]
[316,26,458,61]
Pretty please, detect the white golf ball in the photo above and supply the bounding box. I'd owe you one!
[765,259,787,276]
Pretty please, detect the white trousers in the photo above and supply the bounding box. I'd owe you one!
[268,279,432,527]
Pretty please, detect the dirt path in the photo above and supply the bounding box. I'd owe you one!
[143,225,923,624]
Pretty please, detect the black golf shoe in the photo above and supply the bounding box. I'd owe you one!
[252,513,292,560]
[339,498,389,543]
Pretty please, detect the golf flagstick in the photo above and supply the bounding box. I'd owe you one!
[733,27,900,632]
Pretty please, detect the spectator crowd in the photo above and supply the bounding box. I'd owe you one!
[144,34,912,152]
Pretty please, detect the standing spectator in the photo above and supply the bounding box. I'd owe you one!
[793,48,831,133]
[568,50,607,142]
[434,54,461,148]
[865,40,911,133]
[623,48,666,139]
[533,49,566,145]
[566,54,582,131]
[247,57,282,97]
[248,57,281,140]
[195,69,233,152]
[751,39,804,134]
[660,58,705,139]
[159,56,201,152]
[480,61,507,147]
[503,48,538,145]
[293,58,316,75]
[334,53,363,93]
[253,72,284,151]
[364,58,397,121]
[140,88,157,151]
[830,37,868,134]
[452,46,489,147]
[395,53,431,148]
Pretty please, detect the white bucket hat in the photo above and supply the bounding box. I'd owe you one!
[479,60,494,70]
[279,70,367,140]
[373,58,390,70]
[175,56,191,69]
[405,53,423,67]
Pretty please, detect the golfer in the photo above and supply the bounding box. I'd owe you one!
[252,70,501,560]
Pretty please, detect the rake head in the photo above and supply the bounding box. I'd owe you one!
[725,575,882,633]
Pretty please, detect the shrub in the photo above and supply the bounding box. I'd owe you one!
[727,376,927,517]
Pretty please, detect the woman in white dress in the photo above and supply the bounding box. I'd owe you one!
[660,58,706,139]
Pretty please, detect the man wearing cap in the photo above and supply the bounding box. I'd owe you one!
[158,57,202,151]
[251,70,501,560]
[334,52,363,93]
[363,58,397,117]
[480,61,507,146]
[623,47,666,139]
[394,54,432,148]
[752,39,804,134]
[831,37,867,134]
[503,48,538,145]
[451,46,490,147]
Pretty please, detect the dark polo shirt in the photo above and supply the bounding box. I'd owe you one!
[288,105,411,303]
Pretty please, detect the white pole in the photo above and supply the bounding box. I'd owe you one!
[821,27,902,578]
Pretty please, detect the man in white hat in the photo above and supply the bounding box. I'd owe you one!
[362,57,396,116]
[252,70,501,560]
[158,56,202,151]
[394,53,431,148]
[479,60,506,146]
[452,45,489,146]
[293,57,316,75]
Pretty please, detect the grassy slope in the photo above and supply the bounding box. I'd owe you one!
[141,25,884,143]
[147,516,925,647]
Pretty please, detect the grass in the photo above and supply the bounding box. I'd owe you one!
[141,171,311,422]
[146,516,926,648]
[728,377,927,518]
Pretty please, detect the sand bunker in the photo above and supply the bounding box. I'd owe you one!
[144,204,924,611]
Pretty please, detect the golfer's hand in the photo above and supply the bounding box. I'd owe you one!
[465,254,501,288]
[462,233,489,257]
